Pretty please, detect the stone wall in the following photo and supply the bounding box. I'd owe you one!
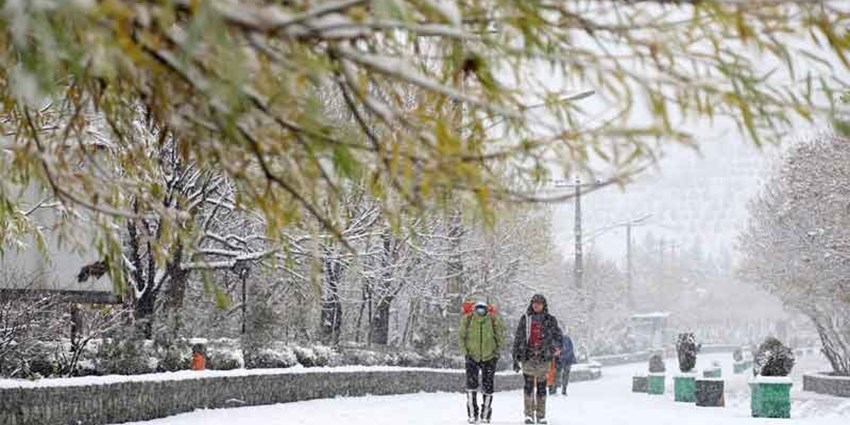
[1,366,600,425]
[591,351,653,366]
[590,346,740,367]
[803,372,850,398]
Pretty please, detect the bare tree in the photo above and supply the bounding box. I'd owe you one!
[0,270,61,377]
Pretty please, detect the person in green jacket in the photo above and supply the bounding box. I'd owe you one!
[459,301,506,424]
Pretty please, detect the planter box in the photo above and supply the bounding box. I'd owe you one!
[632,375,648,393]
[702,368,721,378]
[647,373,665,395]
[733,361,752,375]
[750,376,792,418]
[695,378,724,407]
[674,374,696,402]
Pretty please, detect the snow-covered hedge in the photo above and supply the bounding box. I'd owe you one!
[0,337,469,378]
[245,345,298,369]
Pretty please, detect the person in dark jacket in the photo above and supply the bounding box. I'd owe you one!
[557,330,576,395]
[512,294,562,424]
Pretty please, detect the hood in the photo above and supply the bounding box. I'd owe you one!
[526,293,549,314]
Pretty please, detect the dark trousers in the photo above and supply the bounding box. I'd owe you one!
[560,364,572,391]
[523,373,548,419]
[465,356,497,394]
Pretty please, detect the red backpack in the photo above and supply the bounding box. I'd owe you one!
[462,300,498,328]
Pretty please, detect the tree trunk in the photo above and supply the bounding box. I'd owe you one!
[135,288,157,339]
[402,298,419,348]
[812,312,850,375]
[320,253,343,345]
[445,209,464,348]
[368,232,400,346]
[370,295,393,345]
[355,285,366,343]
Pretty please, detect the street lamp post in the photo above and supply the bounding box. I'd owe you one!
[581,213,651,310]
[233,260,251,336]
[623,215,651,309]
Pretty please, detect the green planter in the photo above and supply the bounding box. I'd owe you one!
[750,378,793,418]
[648,373,665,395]
[703,368,722,378]
[674,375,696,402]
[734,361,751,374]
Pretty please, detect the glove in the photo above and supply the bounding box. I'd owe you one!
[513,360,521,373]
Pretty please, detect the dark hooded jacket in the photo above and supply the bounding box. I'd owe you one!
[512,294,563,363]
[560,334,576,367]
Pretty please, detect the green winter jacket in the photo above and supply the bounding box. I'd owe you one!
[459,313,506,362]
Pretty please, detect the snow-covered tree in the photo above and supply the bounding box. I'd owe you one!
[739,134,850,375]
[66,119,273,338]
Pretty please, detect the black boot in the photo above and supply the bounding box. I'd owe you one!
[480,394,492,423]
[466,391,479,424]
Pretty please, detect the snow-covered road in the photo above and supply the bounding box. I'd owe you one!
[118,353,850,425]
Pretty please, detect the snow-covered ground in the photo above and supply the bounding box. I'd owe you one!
[115,352,850,425]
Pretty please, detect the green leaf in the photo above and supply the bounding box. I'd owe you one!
[832,115,850,138]
[333,144,361,180]
[374,0,412,21]
[213,283,232,310]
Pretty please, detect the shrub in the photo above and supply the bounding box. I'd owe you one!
[206,345,244,370]
[293,346,318,367]
[754,337,795,377]
[311,345,338,367]
[244,346,297,369]
[649,352,666,373]
[26,342,59,378]
[157,344,191,372]
[397,351,425,367]
[95,337,156,375]
[676,333,699,373]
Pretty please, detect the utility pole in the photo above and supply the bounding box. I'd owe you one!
[552,177,599,355]
[573,178,583,290]
[554,177,599,291]
[626,222,633,309]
